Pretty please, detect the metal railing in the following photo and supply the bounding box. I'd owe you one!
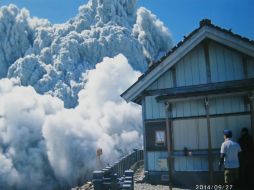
[111,149,143,176]
[92,149,143,190]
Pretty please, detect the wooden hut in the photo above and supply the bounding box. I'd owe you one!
[121,19,254,187]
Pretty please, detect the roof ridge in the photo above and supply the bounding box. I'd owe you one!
[122,19,254,102]
[145,19,254,77]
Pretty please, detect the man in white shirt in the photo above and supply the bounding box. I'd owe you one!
[219,129,241,185]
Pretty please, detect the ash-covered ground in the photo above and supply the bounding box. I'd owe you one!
[133,163,190,190]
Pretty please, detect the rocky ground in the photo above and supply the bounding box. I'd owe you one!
[134,183,189,190]
[73,162,190,190]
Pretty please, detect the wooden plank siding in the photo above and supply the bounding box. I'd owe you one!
[142,97,148,171]
[145,95,248,120]
[144,95,249,172]
[209,95,247,115]
[146,41,254,94]
[147,69,174,90]
[142,40,254,175]
[172,114,251,171]
[147,151,168,171]
[175,44,207,86]
[174,157,209,171]
[155,78,254,101]
[171,99,206,118]
[209,41,245,82]
[173,118,208,150]
[247,58,254,78]
[147,44,207,91]
[210,114,251,149]
[145,96,166,120]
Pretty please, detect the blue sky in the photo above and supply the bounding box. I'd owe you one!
[0,0,253,43]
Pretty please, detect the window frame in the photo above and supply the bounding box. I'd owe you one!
[155,130,166,146]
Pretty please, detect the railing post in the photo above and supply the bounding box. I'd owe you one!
[92,171,103,190]
[92,149,144,190]
[124,170,134,190]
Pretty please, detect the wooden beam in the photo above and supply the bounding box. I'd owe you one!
[204,97,214,185]
[157,91,248,104]
[171,149,220,157]
[144,111,250,122]
[142,96,148,171]
[165,102,173,190]
[242,55,248,79]
[203,40,212,83]
[248,95,254,145]
[147,78,254,101]
[171,66,177,87]
[208,38,254,61]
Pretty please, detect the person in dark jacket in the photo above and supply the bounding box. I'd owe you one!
[238,128,254,188]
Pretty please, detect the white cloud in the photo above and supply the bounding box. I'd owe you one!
[133,7,173,61]
[0,0,173,188]
[0,0,172,108]
[0,54,142,189]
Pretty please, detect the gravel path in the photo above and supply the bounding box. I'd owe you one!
[133,162,190,190]
[134,183,190,190]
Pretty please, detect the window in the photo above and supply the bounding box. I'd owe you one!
[155,130,166,145]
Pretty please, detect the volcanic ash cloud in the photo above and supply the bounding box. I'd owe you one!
[0,0,173,189]
[0,54,142,189]
[0,0,172,107]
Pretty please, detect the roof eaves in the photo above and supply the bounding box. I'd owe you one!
[121,19,254,102]
[121,21,204,100]
[137,19,254,82]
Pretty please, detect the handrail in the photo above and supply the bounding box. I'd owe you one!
[111,149,143,176]
[92,149,144,190]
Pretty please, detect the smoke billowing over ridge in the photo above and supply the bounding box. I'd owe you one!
[0,0,173,107]
[0,54,142,189]
[0,0,173,189]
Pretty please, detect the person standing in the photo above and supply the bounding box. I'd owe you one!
[238,128,254,188]
[219,129,241,186]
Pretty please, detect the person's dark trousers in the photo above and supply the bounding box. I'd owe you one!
[239,160,247,187]
[224,168,242,190]
[239,160,254,188]
[224,168,239,185]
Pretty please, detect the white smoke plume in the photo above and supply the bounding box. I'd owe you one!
[0,0,173,107]
[0,54,142,189]
[0,0,173,189]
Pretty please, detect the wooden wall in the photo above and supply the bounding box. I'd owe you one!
[147,43,208,90]
[143,39,254,173]
[209,41,244,82]
[144,95,250,172]
[146,40,254,92]
[247,58,254,78]
[145,96,165,119]
[145,95,248,120]
[172,114,251,171]
[173,118,208,150]
[210,114,251,149]
[147,70,174,90]
[173,118,208,171]
[209,96,247,115]
[171,99,206,118]
[147,151,168,171]
[174,157,209,171]
[175,44,207,86]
